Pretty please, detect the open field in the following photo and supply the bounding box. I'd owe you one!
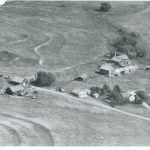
[0,1,150,146]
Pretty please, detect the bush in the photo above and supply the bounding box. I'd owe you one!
[102,84,128,107]
[90,86,103,96]
[102,84,111,95]
[100,2,111,12]
[113,84,122,93]
[108,86,126,106]
[135,40,147,57]
[32,71,56,87]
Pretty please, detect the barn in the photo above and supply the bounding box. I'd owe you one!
[99,63,114,77]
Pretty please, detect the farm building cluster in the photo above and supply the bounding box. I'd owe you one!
[70,84,150,108]
[0,50,149,108]
[65,52,150,107]
[0,74,37,99]
[99,54,138,77]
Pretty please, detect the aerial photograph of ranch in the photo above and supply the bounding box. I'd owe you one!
[0,0,150,146]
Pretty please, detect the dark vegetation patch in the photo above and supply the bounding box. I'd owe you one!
[108,85,127,107]
[99,2,112,12]
[111,29,147,59]
[90,84,128,107]
[31,71,56,87]
[90,83,150,107]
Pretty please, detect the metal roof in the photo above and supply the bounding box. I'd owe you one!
[9,76,24,83]
[111,54,129,62]
[100,63,115,71]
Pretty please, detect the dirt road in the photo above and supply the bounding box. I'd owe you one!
[34,34,50,66]
[33,86,150,122]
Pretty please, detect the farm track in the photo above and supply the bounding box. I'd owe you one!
[1,6,107,73]
[0,113,54,146]
[34,35,50,66]
[33,86,150,122]
[1,2,150,145]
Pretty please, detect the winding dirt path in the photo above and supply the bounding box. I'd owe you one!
[0,113,54,146]
[34,35,50,66]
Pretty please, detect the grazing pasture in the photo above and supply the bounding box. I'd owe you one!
[0,1,150,146]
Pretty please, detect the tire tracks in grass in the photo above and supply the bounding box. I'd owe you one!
[0,124,22,146]
[0,113,54,146]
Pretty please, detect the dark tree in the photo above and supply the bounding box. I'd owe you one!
[32,71,56,87]
[113,84,122,93]
[90,86,103,96]
[100,2,112,12]
[103,84,111,95]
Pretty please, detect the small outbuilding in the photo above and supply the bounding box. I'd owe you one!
[145,65,150,70]
[74,73,88,81]
[8,76,24,85]
[56,87,65,93]
[99,63,114,77]
[113,65,138,76]
[5,85,26,96]
[92,93,99,99]
[71,89,90,98]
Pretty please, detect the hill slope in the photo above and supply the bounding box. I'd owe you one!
[0,1,150,146]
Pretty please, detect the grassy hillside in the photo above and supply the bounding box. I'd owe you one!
[0,1,150,146]
[0,1,111,76]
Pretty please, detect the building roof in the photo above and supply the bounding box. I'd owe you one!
[111,54,129,63]
[9,76,24,84]
[100,63,115,71]
[75,73,88,81]
[78,73,88,79]
[6,85,24,93]
[71,88,90,95]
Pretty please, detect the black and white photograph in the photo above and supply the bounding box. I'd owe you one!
[0,0,150,146]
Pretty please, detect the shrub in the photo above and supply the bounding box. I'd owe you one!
[122,35,137,46]
[135,40,147,57]
[113,84,122,93]
[100,2,111,12]
[90,86,103,96]
[102,84,128,107]
[127,51,137,59]
[117,44,134,54]
[32,71,56,87]
[102,84,111,95]
[108,86,125,106]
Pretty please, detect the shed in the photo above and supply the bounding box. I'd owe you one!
[8,76,24,85]
[99,63,114,77]
[92,93,99,99]
[71,89,90,98]
[110,54,130,67]
[74,73,88,81]
[5,85,25,96]
[145,65,150,70]
[113,65,138,76]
